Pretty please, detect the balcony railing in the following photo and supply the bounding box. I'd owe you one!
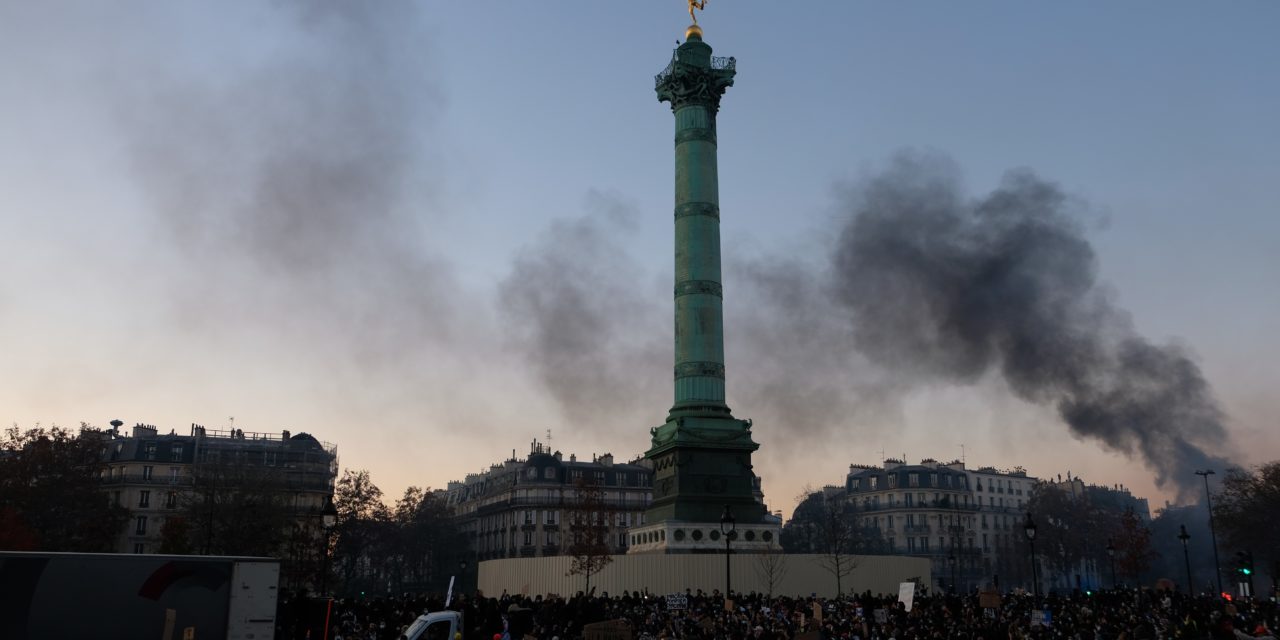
[654,51,736,89]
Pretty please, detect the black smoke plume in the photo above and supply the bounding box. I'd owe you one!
[830,152,1232,499]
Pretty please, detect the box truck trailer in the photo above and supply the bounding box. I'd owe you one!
[0,551,279,639]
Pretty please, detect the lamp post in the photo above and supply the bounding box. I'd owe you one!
[949,555,957,594]
[1106,539,1118,589]
[1178,525,1194,594]
[1194,470,1223,596]
[320,495,338,598]
[720,504,736,599]
[1023,512,1039,599]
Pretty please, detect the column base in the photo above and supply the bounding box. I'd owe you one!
[625,520,781,554]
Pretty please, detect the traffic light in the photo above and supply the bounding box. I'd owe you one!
[1235,551,1254,576]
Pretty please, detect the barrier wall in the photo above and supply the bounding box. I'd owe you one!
[477,554,932,599]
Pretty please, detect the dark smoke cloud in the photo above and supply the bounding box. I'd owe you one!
[498,190,668,434]
[830,151,1232,499]
[122,1,457,366]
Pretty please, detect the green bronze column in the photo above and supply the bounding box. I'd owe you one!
[657,27,735,418]
[642,25,767,531]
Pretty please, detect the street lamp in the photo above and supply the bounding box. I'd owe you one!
[1178,525,1194,594]
[720,504,736,598]
[948,555,957,594]
[459,559,469,599]
[1194,470,1223,596]
[1106,539,1118,589]
[1023,512,1039,599]
[320,495,338,598]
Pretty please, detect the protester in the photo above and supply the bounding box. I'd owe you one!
[279,587,1278,640]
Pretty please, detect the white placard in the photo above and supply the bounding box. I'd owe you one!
[898,582,915,612]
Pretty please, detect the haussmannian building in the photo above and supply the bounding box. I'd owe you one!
[839,458,1038,593]
[98,422,338,555]
[445,440,655,560]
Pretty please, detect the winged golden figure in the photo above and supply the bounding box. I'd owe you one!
[688,0,707,25]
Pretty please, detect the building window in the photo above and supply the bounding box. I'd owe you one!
[931,473,939,487]
[869,476,878,489]
[135,516,148,535]
[908,473,919,487]
[523,510,534,524]
[134,543,145,554]
[142,466,153,481]
[887,474,897,488]
[905,493,913,507]
[169,467,180,483]
[113,491,121,506]
[145,443,157,460]
[138,491,150,508]
[523,531,533,546]
[171,445,183,461]
[544,467,555,479]
[851,478,860,490]
[920,537,929,552]
[165,492,178,509]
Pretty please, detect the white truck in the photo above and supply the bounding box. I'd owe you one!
[401,610,464,640]
[0,551,279,639]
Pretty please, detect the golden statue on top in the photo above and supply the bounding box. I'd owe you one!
[688,0,707,25]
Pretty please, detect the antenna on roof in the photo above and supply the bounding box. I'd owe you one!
[960,444,966,465]
[878,447,886,462]
[547,429,552,444]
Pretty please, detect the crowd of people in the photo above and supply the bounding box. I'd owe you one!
[279,587,1278,640]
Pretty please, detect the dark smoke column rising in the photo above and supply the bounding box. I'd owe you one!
[830,152,1232,500]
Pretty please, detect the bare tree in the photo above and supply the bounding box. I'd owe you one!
[179,452,295,557]
[753,543,789,597]
[565,476,614,594]
[817,499,860,596]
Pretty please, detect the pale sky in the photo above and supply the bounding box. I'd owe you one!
[2,2,1277,518]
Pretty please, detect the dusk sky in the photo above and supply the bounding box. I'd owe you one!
[2,2,1277,517]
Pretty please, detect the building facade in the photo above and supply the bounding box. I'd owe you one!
[837,458,1038,593]
[98,422,337,555]
[446,440,655,561]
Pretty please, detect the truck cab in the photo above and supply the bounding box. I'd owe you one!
[401,610,462,640]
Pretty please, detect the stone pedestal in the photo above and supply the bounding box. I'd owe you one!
[626,520,781,554]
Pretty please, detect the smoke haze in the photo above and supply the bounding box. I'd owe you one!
[122,1,461,368]
[498,191,668,437]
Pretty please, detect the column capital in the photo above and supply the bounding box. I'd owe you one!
[655,42,736,112]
